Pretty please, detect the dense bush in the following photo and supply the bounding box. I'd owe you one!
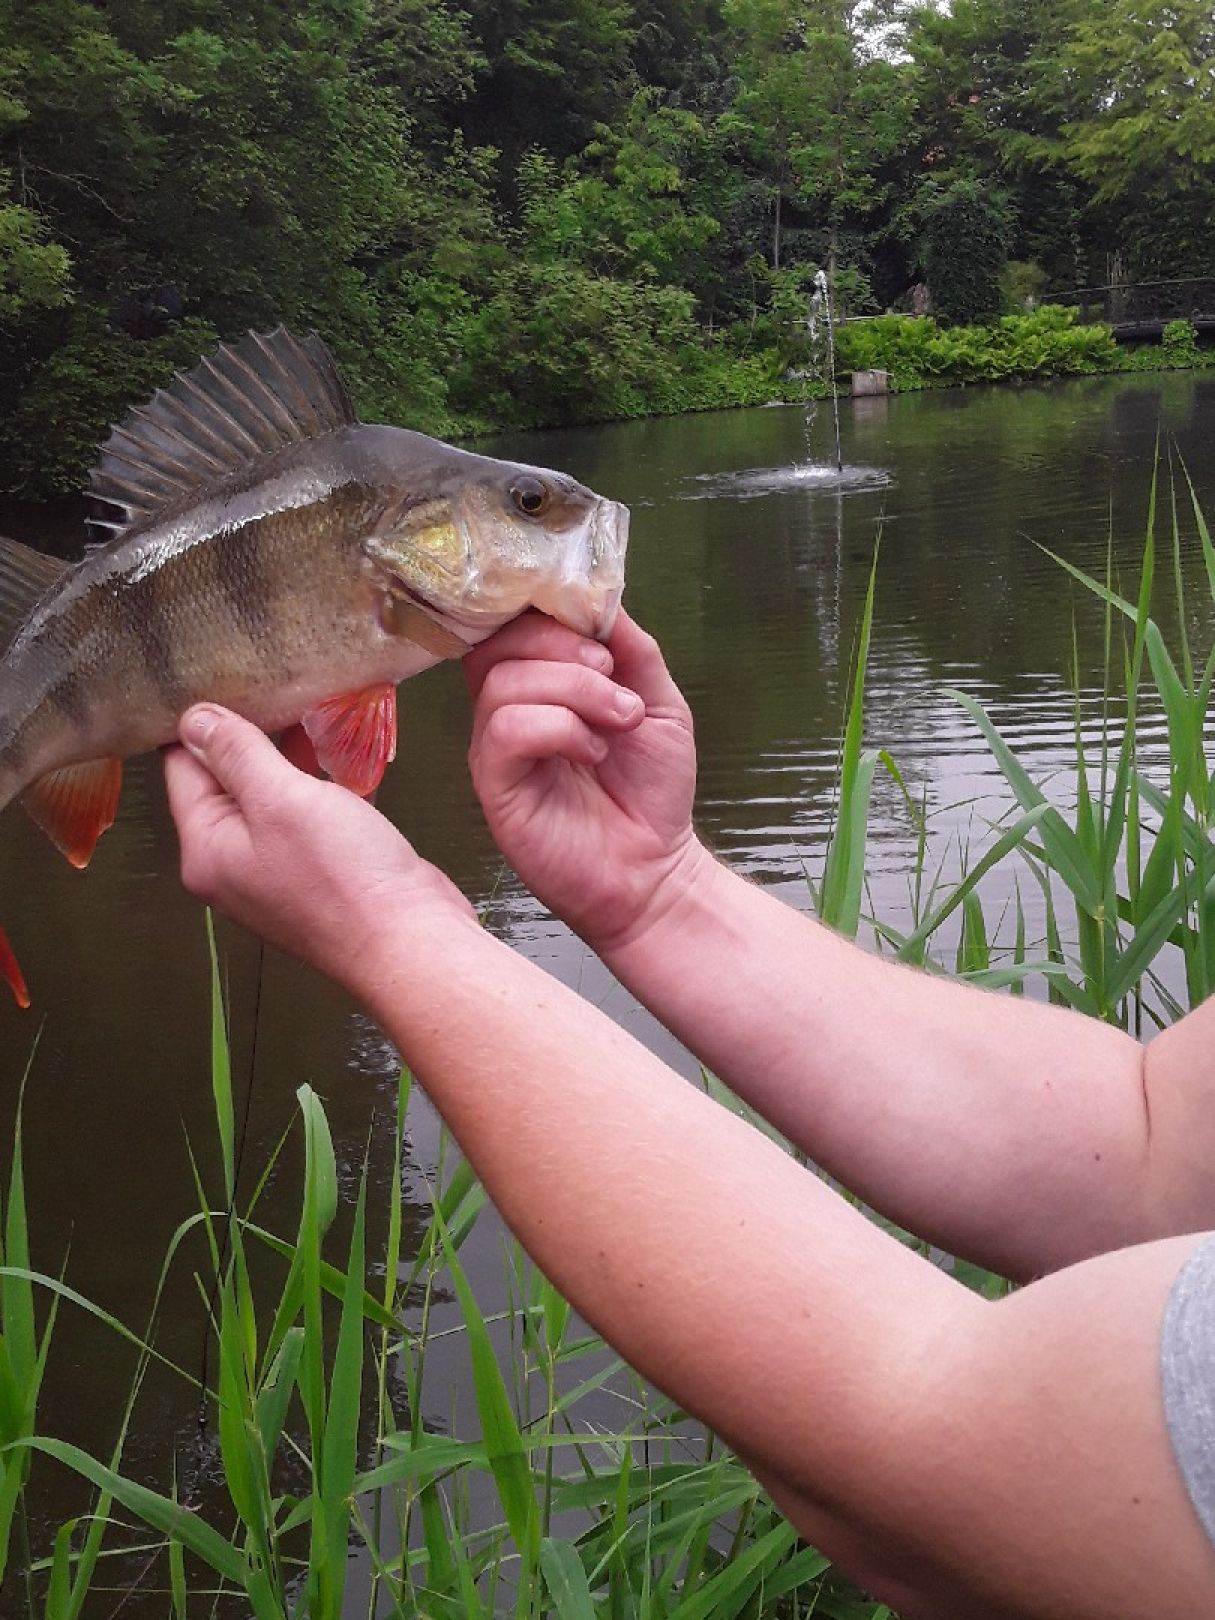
[836,306,1118,388]
[1160,319,1203,367]
[918,180,1013,325]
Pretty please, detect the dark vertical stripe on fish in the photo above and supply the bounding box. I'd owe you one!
[48,664,91,728]
[114,574,185,711]
[211,520,278,669]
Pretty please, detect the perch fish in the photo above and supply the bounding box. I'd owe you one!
[0,328,629,1007]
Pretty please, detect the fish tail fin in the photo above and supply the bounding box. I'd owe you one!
[0,924,30,1009]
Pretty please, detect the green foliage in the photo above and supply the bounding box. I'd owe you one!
[0,308,217,496]
[2,0,1214,494]
[836,306,1118,389]
[1061,0,1215,207]
[915,179,1013,325]
[1002,259,1048,313]
[1160,319,1202,368]
[0,201,71,321]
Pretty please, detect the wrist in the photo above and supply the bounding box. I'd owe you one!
[593,836,736,970]
[337,883,486,1010]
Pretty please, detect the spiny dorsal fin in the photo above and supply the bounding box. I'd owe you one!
[0,535,69,652]
[87,327,357,543]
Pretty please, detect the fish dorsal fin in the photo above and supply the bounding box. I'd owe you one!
[87,327,357,542]
[0,536,69,651]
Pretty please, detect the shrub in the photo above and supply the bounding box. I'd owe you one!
[1160,318,1201,367]
[918,179,1013,325]
[836,306,1118,389]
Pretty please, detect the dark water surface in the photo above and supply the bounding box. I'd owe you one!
[2,371,1214,1584]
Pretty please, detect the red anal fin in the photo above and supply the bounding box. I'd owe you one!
[20,757,123,869]
[0,925,30,1009]
[301,685,397,798]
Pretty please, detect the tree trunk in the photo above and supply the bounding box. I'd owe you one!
[773,186,782,271]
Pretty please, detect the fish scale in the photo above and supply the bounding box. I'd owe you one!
[0,327,629,1007]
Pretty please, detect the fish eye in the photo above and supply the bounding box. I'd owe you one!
[511,478,550,518]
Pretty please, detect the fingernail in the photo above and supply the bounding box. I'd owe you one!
[613,690,643,720]
[181,706,221,752]
[581,644,613,673]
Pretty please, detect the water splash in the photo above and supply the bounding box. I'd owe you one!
[679,461,892,501]
[809,268,843,474]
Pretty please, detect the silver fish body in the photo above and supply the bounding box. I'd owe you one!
[0,329,629,1005]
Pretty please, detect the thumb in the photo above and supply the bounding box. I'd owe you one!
[179,705,293,809]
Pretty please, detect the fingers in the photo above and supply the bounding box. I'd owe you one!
[464,611,614,699]
[163,741,229,833]
[465,608,687,721]
[164,742,247,900]
[472,659,644,752]
[603,613,687,712]
[178,705,299,813]
[473,704,607,801]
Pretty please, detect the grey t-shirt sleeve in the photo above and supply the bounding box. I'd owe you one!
[1161,1232,1215,1548]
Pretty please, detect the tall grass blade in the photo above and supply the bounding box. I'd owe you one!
[12,1439,245,1582]
[540,1537,596,1620]
[821,544,879,938]
[432,1208,536,1561]
[205,912,235,1204]
[316,1167,367,1620]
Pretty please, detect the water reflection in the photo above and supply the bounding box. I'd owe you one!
[1,370,1213,1570]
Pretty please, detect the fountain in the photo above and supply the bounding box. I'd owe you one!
[678,264,893,502]
[809,268,843,474]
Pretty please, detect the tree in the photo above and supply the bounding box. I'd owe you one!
[1060,0,1215,275]
[723,0,915,287]
[916,176,1013,322]
[458,0,640,166]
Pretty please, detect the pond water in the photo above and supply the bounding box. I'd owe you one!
[2,369,1214,1577]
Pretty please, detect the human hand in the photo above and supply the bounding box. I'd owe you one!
[465,610,707,953]
[165,705,475,993]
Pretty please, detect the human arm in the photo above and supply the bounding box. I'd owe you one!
[164,710,1215,1619]
[465,614,1215,1280]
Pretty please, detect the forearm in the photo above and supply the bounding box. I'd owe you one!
[600,844,1201,1278]
[354,903,971,1517]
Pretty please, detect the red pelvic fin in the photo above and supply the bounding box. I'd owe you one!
[301,685,398,797]
[0,925,30,1009]
[20,757,123,869]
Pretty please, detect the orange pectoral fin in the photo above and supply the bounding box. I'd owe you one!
[0,925,30,1009]
[20,757,123,869]
[301,685,397,798]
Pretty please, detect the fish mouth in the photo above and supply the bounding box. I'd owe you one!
[530,579,622,641]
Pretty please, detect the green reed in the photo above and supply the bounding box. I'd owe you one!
[852,461,1215,1026]
[2,470,1213,1618]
